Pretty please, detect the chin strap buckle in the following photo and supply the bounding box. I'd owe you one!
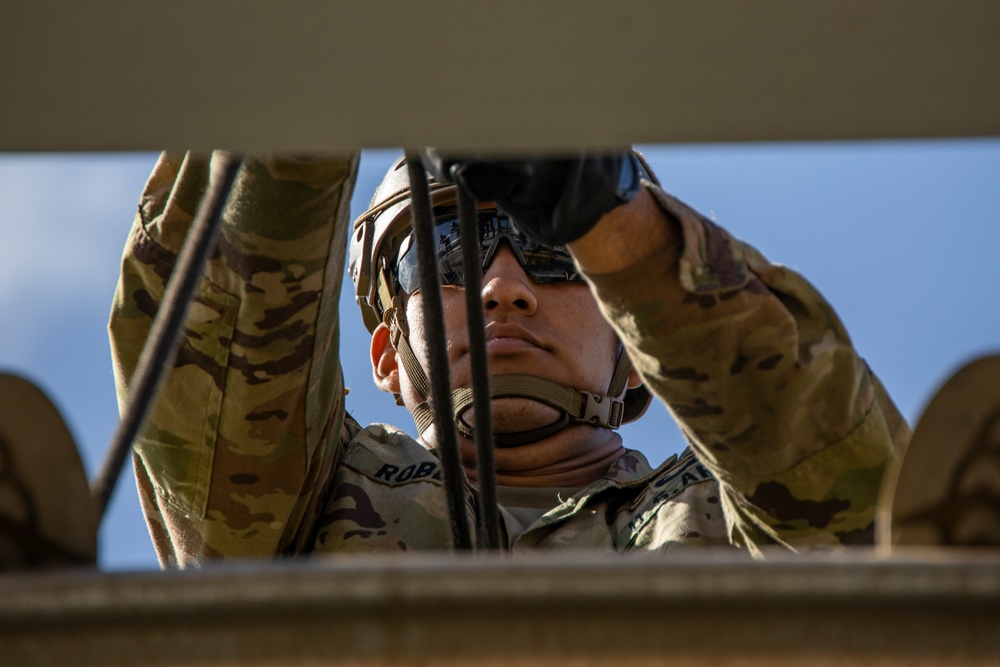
[580,392,625,429]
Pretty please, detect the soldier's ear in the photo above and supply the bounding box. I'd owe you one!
[627,365,642,390]
[371,323,401,394]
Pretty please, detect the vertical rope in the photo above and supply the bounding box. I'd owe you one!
[456,184,501,549]
[90,153,242,524]
[404,152,473,550]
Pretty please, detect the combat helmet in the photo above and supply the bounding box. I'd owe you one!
[348,155,653,445]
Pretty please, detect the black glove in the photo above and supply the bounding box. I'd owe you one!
[421,151,645,246]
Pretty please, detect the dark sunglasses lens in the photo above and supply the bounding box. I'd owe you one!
[395,213,578,294]
[516,245,579,284]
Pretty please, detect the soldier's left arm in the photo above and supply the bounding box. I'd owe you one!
[570,185,910,550]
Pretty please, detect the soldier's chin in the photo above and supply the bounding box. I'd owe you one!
[466,398,563,444]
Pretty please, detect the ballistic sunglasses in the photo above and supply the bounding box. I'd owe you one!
[394,209,581,294]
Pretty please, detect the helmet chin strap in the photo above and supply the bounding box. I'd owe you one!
[402,334,632,446]
[449,368,630,446]
[378,263,632,447]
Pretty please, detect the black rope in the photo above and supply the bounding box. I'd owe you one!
[456,184,501,549]
[90,153,243,524]
[404,152,472,550]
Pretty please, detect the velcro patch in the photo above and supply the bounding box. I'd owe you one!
[342,438,444,488]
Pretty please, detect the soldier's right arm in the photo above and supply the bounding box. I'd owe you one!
[109,152,359,567]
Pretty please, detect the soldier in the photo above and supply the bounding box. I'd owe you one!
[109,151,910,566]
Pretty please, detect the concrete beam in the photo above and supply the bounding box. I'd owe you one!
[2,1,998,151]
[3,551,999,665]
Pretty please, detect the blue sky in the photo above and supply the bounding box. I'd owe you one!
[1,140,997,570]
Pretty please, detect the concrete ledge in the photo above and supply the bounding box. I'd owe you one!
[2,1,999,151]
[2,550,998,665]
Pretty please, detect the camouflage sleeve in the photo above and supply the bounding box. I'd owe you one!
[584,185,910,552]
[109,152,359,566]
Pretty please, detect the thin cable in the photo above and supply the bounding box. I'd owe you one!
[456,184,501,549]
[404,152,473,550]
[91,153,243,524]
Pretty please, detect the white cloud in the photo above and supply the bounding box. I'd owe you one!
[0,154,157,357]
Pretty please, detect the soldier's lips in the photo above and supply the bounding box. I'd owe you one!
[483,324,546,355]
[486,336,538,354]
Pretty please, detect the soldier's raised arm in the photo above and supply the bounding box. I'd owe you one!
[573,174,911,550]
[109,152,358,566]
[437,152,910,551]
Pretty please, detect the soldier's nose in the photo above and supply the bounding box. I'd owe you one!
[481,245,538,314]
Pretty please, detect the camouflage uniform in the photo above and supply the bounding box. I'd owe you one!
[110,153,909,567]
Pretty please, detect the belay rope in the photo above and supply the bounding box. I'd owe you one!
[404,153,501,550]
[456,180,501,550]
[93,151,502,552]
